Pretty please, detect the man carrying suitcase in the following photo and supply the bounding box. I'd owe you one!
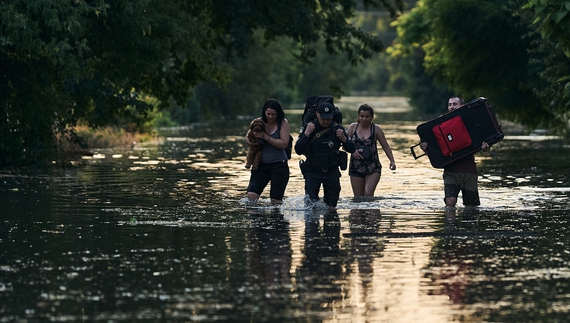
[420,97,490,207]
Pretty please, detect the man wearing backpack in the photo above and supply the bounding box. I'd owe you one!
[295,102,356,210]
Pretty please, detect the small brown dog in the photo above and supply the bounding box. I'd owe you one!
[245,117,266,170]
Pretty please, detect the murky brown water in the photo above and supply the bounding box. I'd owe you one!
[1,97,569,322]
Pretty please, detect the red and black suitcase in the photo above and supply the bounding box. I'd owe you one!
[410,97,504,168]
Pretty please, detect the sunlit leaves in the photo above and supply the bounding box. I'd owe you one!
[524,0,570,56]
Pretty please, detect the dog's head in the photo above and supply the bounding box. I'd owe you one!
[250,117,266,133]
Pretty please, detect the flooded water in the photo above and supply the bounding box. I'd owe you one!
[1,97,570,322]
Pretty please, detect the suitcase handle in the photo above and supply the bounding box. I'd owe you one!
[483,133,504,146]
[410,143,426,160]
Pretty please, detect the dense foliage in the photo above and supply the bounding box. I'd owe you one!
[5,0,570,166]
[0,0,404,165]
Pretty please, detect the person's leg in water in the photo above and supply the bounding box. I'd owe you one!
[268,161,290,204]
[350,171,380,197]
[246,166,270,204]
[461,173,481,206]
[443,173,461,207]
[350,174,366,196]
[304,173,322,206]
[363,172,381,196]
[444,173,480,207]
[322,175,341,210]
[445,196,458,207]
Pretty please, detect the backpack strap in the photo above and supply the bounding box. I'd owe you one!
[307,122,337,146]
[305,121,337,162]
[308,128,331,146]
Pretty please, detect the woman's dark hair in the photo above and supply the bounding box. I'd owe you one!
[357,104,374,119]
[261,99,285,124]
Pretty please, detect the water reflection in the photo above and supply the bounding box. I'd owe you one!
[346,209,384,287]
[298,211,343,314]
[245,209,294,320]
[425,208,481,306]
[345,209,385,319]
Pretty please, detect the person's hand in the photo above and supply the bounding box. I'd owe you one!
[481,141,490,152]
[389,162,396,170]
[304,122,315,136]
[253,131,265,140]
[420,142,428,151]
[335,128,346,141]
[352,150,364,160]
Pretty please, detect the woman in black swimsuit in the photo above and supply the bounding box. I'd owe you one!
[346,104,396,196]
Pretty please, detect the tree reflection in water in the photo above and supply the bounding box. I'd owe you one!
[245,209,294,318]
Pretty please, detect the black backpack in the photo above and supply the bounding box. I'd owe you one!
[301,95,343,125]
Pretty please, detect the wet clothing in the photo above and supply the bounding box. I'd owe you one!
[261,124,288,163]
[295,119,355,207]
[444,154,478,174]
[348,123,382,177]
[443,155,480,206]
[247,160,289,200]
[246,121,289,200]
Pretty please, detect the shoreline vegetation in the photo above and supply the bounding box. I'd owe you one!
[61,125,158,160]
[55,97,544,166]
[62,120,529,158]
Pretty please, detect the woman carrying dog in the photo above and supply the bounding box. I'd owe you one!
[244,99,291,204]
[347,104,396,197]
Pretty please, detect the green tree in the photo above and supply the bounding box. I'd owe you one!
[524,0,570,132]
[191,35,304,121]
[389,46,453,115]
[0,0,404,165]
[391,0,570,133]
[525,0,570,57]
[172,36,364,124]
[1,0,226,165]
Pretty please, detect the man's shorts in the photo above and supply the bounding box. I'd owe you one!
[443,172,480,206]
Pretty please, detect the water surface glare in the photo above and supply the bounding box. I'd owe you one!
[1,99,570,322]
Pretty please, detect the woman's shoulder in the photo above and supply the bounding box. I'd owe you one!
[347,122,359,129]
[374,123,387,137]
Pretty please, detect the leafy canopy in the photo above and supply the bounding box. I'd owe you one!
[0,0,404,165]
[391,0,570,133]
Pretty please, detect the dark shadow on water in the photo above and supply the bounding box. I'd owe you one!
[244,208,296,321]
[297,210,343,312]
[421,207,570,322]
[243,208,346,321]
[345,209,385,291]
